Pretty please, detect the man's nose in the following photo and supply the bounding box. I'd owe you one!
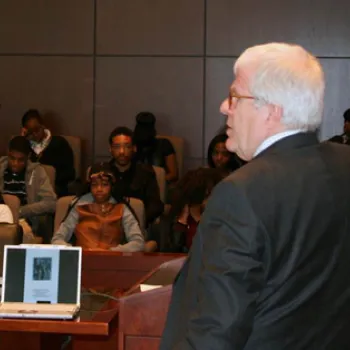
[220,98,229,115]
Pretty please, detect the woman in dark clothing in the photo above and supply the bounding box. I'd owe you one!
[207,133,245,176]
[21,109,76,197]
[163,167,224,253]
[133,112,178,182]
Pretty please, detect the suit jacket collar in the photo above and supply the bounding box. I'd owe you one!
[254,132,319,159]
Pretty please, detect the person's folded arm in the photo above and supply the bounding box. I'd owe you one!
[175,181,266,350]
[20,167,57,218]
[110,205,145,252]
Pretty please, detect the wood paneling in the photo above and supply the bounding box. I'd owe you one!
[0,0,94,54]
[96,0,205,55]
[95,57,203,158]
[204,58,236,153]
[206,0,350,56]
[0,57,93,163]
[1,0,349,173]
[124,337,160,350]
[319,59,350,140]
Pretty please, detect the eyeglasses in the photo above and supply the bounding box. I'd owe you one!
[228,89,255,109]
[111,143,133,151]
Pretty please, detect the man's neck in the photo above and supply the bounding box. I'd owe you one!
[114,161,131,173]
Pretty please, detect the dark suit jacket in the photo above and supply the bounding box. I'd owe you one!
[160,132,350,350]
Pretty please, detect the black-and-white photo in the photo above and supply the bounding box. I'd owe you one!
[33,257,52,281]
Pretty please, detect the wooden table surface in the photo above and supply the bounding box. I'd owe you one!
[0,251,184,350]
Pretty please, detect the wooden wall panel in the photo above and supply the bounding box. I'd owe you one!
[206,0,350,56]
[0,57,94,165]
[319,59,350,140]
[0,1,349,173]
[0,0,94,54]
[97,0,204,55]
[95,57,203,158]
[205,58,236,153]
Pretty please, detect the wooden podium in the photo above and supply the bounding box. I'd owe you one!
[117,257,186,350]
[0,252,186,350]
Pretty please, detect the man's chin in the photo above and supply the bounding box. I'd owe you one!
[116,159,131,166]
[225,138,238,153]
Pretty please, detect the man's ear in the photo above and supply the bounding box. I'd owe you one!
[133,145,137,153]
[266,104,283,126]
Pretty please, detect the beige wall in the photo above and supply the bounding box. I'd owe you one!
[1,0,350,173]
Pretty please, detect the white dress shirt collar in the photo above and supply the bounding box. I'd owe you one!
[254,130,303,157]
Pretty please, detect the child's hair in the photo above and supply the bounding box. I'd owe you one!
[88,162,116,184]
[21,109,43,127]
[169,167,224,218]
[8,136,32,156]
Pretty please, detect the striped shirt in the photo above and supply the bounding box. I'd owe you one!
[3,168,27,205]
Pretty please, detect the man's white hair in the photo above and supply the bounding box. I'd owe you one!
[234,43,325,131]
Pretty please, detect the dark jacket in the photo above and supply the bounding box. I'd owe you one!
[135,138,175,170]
[109,161,164,225]
[30,135,75,197]
[160,132,350,350]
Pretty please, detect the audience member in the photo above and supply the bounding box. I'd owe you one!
[328,108,350,145]
[162,167,223,253]
[133,112,178,182]
[108,126,164,226]
[207,133,244,175]
[0,136,56,238]
[52,163,145,252]
[21,109,75,197]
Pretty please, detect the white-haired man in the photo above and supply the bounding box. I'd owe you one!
[160,43,350,349]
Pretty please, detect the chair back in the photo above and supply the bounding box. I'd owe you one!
[2,194,20,223]
[152,166,166,202]
[54,195,75,232]
[157,135,184,178]
[128,197,157,252]
[61,135,82,178]
[128,197,146,232]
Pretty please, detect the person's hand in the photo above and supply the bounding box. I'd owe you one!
[177,204,190,225]
[20,127,28,137]
[52,240,72,247]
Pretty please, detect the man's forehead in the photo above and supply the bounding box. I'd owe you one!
[26,118,41,126]
[9,150,26,158]
[112,134,132,143]
[231,68,253,93]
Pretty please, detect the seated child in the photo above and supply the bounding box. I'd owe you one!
[52,163,145,252]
